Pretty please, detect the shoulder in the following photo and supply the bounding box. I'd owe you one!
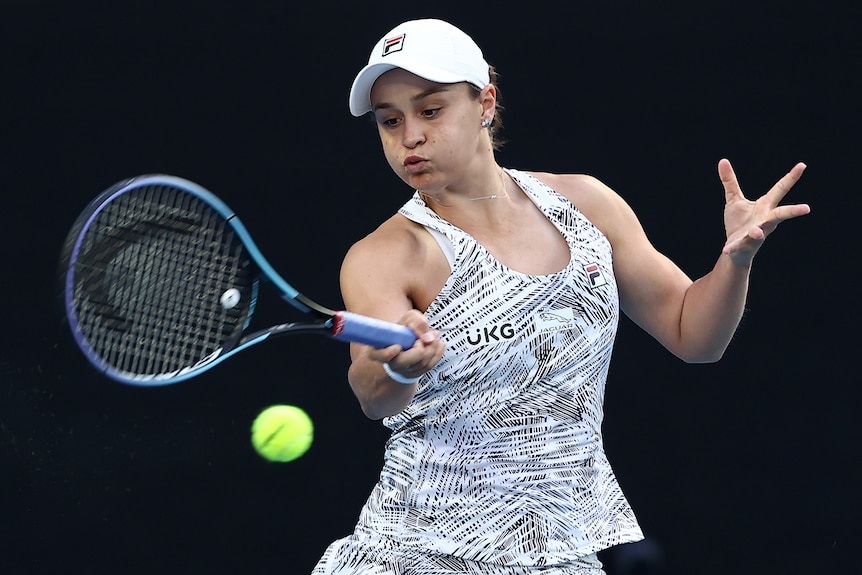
[341,211,449,312]
[523,171,638,241]
[343,212,431,272]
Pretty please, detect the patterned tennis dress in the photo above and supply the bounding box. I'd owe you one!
[313,169,643,574]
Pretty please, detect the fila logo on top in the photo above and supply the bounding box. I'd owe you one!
[583,262,607,288]
[382,34,406,56]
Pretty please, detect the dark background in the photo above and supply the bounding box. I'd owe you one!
[2,1,859,574]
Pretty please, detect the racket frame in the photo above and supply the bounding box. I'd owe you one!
[61,175,415,386]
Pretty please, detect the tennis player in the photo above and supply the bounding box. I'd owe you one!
[313,19,809,575]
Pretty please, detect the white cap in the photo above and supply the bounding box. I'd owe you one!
[349,19,490,117]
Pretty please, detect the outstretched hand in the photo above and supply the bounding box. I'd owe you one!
[720,158,810,263]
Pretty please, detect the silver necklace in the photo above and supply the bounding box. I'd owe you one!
[420,170,508,206]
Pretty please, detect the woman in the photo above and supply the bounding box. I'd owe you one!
[313,18,809,575]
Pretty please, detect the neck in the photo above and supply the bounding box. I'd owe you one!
[420,168,508,207]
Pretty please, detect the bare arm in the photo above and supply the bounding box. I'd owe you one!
[546,160,810,362]
[609,187,753,363]
[339,216,446,419]
[675,160,809,360]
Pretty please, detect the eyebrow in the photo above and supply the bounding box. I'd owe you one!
[372,85,453,112]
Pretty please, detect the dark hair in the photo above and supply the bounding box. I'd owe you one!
[470,65,505,150]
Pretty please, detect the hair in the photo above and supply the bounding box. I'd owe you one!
[470,65,505,151]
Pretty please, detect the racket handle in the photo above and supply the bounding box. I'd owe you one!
[331,311,417,349]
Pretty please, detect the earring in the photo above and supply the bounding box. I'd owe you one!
[481,118,492,128]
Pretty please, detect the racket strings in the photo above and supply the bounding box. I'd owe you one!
[72,184,254,378]
[136,187,216,376]
[132,191,198,375]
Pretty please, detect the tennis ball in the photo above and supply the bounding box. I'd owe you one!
[250,404,314,462]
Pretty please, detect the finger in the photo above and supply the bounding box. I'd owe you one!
[419,329,442,344]
[722,227,764,255]
[389,351,433,375]
[718,158,744,203]
[763,162,807,206]
[770,202,811,224]
[369,343,410,362]
[400,309,432,334]
[411,342,446,373]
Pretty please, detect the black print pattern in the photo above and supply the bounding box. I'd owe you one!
[313,170,642,574]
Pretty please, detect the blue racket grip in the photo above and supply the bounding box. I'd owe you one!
[331,311,417,349]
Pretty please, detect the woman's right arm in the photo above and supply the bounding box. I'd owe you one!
[339,216,446,419]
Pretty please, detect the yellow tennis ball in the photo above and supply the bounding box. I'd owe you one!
[250,404,314,462]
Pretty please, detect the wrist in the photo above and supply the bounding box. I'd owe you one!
[382,362,420,385]
[724,249,755,270]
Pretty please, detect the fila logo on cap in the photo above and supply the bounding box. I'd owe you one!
[382,34,406,57]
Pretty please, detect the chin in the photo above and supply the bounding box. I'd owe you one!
[401,171,435,190]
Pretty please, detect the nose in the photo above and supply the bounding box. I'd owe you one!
[402,118,425,148]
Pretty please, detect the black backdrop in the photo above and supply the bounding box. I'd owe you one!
[2,1,859,574]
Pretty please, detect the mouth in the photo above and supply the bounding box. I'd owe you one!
[403,156,428,173]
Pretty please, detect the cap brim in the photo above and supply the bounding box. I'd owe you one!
[349,63,396,117]
[348,61,482,117]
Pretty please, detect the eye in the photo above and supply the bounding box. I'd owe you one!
[421,107,441,118]
[372,111,401,128]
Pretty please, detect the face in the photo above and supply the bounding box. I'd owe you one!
[369,68,494,191]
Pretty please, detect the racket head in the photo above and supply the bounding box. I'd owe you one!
[60,175,262,385]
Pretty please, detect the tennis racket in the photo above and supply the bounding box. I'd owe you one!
[59,174,416,386]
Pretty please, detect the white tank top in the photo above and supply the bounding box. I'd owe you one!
[351,169,643,566]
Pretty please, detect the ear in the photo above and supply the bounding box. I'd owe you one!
[479,84,497,121]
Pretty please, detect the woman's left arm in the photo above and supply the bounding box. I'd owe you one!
[605,159,810,362]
